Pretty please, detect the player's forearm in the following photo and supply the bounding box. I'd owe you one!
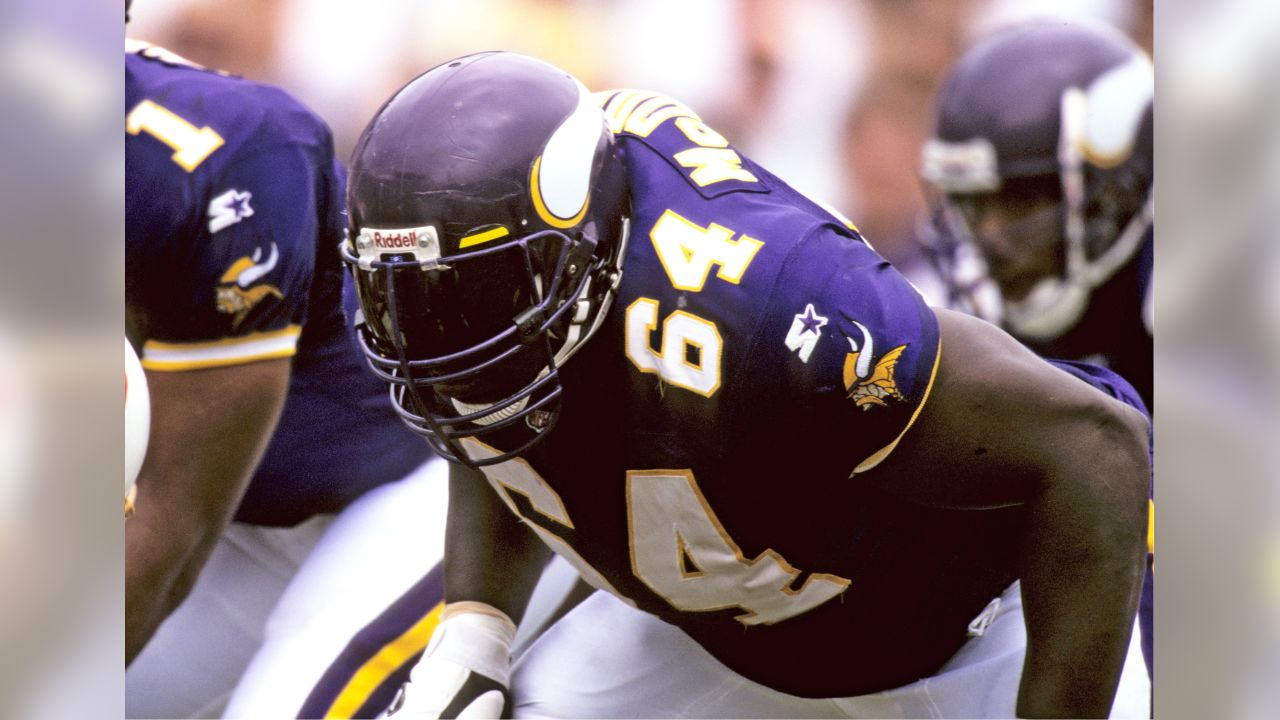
[125,507,219,664]
[1015,406,1150,718]
[125,361,290,663]
[444,462,551,624]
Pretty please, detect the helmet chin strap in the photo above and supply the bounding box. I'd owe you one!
[451,218,631,427]
[1003,276,1091,341]
[452,394,530,426]
[550,215,630,368]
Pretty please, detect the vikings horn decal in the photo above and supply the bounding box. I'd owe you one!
[216,243,283,327]
[842,321,907,411]
[1081,55,1154,168]
[227,243,278,286]
[530,77,605,229]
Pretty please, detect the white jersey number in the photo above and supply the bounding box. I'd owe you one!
[628,470,849,625]
[649,210,763,292]
[625,298,722,397]
[624,210,765,396]
[463,444,631,603]
[466,439,848,627]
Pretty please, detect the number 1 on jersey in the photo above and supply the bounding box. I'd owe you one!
[126,99,225,172]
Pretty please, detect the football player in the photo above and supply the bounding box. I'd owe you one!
[920,19,1155,680]
[919,20,1153,409]
[343,52,1152,718]
[125,25,451,718]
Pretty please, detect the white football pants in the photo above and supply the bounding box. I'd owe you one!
[510,581,1151,719]
[126,458,451,719]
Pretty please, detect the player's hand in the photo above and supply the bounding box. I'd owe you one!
[386,602,516,719]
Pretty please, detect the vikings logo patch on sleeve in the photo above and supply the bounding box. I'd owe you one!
[755,225,943,476]
[215,243,283,328]
[841,321,906,411]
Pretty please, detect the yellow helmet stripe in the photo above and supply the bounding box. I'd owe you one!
[458,226,511,249]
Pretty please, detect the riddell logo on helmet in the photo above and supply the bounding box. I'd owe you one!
[356,225,442,263]
[371,230,419,249]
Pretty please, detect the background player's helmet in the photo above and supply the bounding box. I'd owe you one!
[920,20,1153,341]
[342,52,629,467]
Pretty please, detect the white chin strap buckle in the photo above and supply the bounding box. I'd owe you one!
[1003,276,1090,342]
[451,395,530,426]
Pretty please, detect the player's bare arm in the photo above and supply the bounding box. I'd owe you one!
[125,359,289,664]
[382,463,552,718]
[875,308,1150,717]
[444,461,552,620]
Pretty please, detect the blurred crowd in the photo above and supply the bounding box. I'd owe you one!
[126,0,1151,285]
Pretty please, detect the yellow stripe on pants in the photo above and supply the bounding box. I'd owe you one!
[324,601,445,719]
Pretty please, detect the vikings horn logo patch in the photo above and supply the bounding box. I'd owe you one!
[842,321,906,410]
[215,243,283,328]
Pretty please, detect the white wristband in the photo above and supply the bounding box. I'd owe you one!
[413,602,517,687]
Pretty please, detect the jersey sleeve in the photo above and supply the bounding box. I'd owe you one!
[139,142,323,371]
[747,225,941,476]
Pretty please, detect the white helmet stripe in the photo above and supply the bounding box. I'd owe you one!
[1082,54,1154,167]
[534,79,603,225]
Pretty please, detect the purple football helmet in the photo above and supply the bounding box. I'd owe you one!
[342,52,630,466]
[921,20,1153,341]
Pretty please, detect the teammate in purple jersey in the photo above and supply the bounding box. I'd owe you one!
[125,31,451,718]
[920,20,1155,681]
[344,52,1151,718]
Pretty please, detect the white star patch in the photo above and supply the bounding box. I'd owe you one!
[783,303,828,363]
[208,189,254,234]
